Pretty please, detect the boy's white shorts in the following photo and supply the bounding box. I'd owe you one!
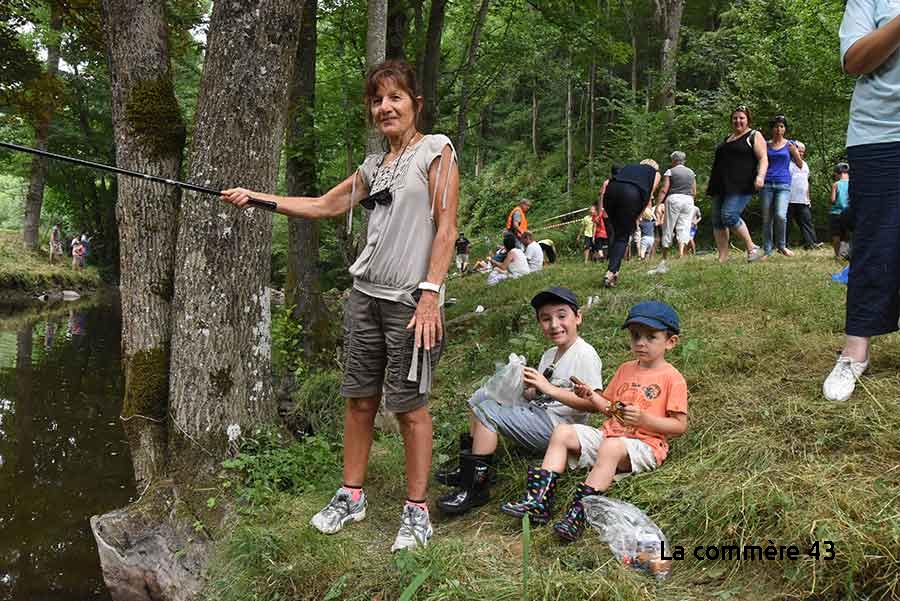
[567,424,658,478]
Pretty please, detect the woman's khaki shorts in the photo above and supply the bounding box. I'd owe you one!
[340,288,444,413]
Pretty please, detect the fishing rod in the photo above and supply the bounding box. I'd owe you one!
[0,142,278,212]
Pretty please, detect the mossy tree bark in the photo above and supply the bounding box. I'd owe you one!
[168,0,303,478]
[101,0,184,490]
[386,0,408,60]
[655,0,684,119]
[22,4,62,251]
[286,0,330,368]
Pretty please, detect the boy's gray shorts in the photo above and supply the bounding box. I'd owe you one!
[340,288,444,413]
[467,387,555,452]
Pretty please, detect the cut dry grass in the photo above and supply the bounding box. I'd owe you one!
[205,248,900,601]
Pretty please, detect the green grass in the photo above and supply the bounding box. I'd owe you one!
[0,229,102,295]
[205,249,900,601]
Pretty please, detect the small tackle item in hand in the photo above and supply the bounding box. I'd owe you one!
[570,375,627,419]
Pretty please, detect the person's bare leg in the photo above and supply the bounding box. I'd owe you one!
[583,438,631,491]
[342,396,380,487]
[713,228,730,263]
[540,424,582,473]
[733,221,757,254]
[678,242,686,258]
[471,416,499,455]
[842,335,870,363]
[396,405,433,501]
[833,235,841,258]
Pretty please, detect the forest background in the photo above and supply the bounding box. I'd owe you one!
[2,0,852,288]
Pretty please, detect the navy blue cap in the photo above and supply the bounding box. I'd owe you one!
[622,300,680,334]
[531,286,579,313]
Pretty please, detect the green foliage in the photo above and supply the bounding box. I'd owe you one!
[270,302,305,376]
[291,369,344,440]
[221,427,341,509]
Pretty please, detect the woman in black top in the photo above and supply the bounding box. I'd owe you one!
[602,159,661,287]
[707,105,769,263]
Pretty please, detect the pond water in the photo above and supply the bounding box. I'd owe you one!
[0,303,134,601]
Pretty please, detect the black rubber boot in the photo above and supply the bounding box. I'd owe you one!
[436,453,493,515]
[435,432,473,486]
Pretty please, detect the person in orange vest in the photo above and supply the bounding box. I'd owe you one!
[506,198,532,249]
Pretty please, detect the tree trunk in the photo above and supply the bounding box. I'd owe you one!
[456,0,490,157]
[421,0,448,133]
[656,0,685,112]
[475,108,487,176]
[366,0,387,155]
[588,59,596,162]
[168,0,303,476]
[22,5,62,251]
[100,0,185,490]
[619,0,638,100]
[532,87,539,156]
[387,0,407,59]
[566,75,574,198]
[412,0,425,85]
[286,0,329,367]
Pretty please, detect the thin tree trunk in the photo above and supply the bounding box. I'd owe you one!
[101,0,184,490]
[168,0,303,476]
[456,0,490,157]
[656,0,684,112]
[476,108,487,176]
[387,0,407,59]
[566,75,574,198]
[22,6,62,250]
[619,0,638,100]
[588,59,596,161]
[412,0,425,85]
[286,0,329,367]
[366,0,387,154]
[421,0,448,133]
[532,87,539,156]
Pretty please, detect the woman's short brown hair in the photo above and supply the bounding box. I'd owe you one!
[364,59,421,125]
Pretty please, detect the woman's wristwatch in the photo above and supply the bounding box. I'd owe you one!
[417,281,441,294]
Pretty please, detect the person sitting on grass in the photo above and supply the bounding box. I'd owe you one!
[436,287,604,515]
[500,301,688,543]
[486,232,530,286]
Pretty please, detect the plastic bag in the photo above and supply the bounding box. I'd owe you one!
[483,353,526,406]
[582,495,672,580]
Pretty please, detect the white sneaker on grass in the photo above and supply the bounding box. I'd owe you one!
[390,504,433,552]
[310,488,367,534]
[823,356,869,401]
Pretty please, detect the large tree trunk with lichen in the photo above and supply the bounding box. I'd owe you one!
[22,5,62,251]
[420,0,447,133]
[286,0,330,368]
[167,0,303,479]
[386,0,407,59]
[100,0,184,492]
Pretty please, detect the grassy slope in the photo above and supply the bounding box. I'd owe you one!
[0,229,102,294]
[206,250,900,601]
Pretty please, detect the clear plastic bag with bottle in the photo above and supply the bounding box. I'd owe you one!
[581,495,672,580]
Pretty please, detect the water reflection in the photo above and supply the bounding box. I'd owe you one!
[0,305,134,601]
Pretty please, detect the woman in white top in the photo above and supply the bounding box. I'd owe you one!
[786,142,820,249]
[487,232,530,285]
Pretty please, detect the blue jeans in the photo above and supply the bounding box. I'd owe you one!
[710,193,753,230]
[759,182,791,254]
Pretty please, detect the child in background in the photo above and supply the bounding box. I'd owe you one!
[689,205,702,255]
[436,287,604,515]
[830,163,851,260]
[501,301,688,542]
[582,207,597,264]
[72,239,85,270]
[638,206,656,260]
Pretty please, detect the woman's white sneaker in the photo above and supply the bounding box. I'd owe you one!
[823,356,868,401]
[310,488,367,534]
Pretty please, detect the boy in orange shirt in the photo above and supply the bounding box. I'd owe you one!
[501,301,688,542]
